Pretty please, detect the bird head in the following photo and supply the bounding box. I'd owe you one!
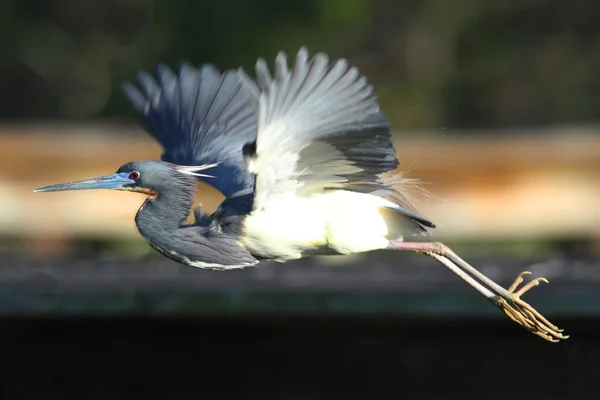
[34,160,218,197]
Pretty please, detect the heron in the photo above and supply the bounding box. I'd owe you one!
[35,48,567,342]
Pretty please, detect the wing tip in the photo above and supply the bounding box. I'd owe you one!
[122,80,150,116]
[155,63,172,75]
[238,67,260,100]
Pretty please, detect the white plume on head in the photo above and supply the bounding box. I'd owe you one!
[176,162,221,178]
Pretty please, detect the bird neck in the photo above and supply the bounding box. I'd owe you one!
[135,186,195,234]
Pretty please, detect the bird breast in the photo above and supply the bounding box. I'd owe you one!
[242,191,396,261]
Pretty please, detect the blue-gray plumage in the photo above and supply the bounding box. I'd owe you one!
[35,48,566,342]
[122,63,256,199]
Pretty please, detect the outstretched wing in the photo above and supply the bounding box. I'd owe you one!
[122,63,256,198]
[238,48,434,230]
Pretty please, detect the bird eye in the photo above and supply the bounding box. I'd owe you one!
[129,171,140,180]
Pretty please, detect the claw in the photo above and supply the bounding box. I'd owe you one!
[507,270,532,292]
[515,277,549,297]
[494,271,569,342]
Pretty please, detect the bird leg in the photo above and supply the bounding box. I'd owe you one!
[388,241,568,342]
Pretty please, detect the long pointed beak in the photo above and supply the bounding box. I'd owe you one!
[34,172,136,193]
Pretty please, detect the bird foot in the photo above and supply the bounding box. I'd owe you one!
[493,271,569,342]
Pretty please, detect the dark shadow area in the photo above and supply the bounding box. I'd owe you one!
[0,315,597,400]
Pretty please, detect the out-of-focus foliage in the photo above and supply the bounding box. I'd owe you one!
[2,0,600,131]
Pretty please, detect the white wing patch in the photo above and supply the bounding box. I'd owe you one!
[239,48,390,212]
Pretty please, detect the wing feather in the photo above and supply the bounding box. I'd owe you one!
[122,63,257,198]
[239,48,435,232]
[238,48,395,210]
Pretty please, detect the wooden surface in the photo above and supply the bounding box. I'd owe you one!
[2,123,599,242]
[0,250,597,317]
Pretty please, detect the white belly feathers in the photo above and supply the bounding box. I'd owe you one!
[242,191,397,261]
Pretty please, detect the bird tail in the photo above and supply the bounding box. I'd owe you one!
[377,170,437,233]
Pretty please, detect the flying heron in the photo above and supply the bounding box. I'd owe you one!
[35,48,567,342]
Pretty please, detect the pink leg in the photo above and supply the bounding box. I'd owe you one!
[389,241,568,343]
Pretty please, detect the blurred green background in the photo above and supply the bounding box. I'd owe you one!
[3,0,600,129]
